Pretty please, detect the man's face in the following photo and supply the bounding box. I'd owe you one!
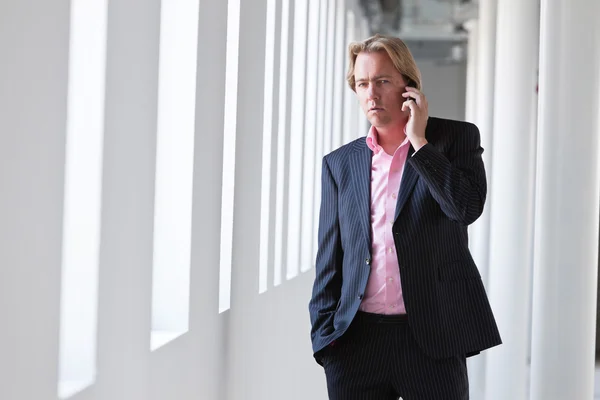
[354,51,410,128]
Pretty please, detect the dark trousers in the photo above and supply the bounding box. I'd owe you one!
[322,312,469,400]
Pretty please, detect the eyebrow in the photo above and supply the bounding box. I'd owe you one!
[355,75,393,83]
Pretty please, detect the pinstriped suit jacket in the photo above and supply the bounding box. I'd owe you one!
[308,116,501,365]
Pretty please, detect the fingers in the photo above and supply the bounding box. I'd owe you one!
[402,86,425,103]
[402,99,416,113]
[402,88,426,106]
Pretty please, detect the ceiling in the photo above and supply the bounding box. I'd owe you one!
[358,0,478,62]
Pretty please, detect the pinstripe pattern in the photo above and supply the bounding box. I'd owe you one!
[323,312,469,399]
[308,117,502,371]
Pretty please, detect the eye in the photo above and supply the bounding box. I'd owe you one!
[378,79,389,84]
[357,82,367,88]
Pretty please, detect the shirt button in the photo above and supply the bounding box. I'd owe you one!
[389,221,393,226]
[388,247,393,254]
[389,304,395,308]
[391,193,397,199]
[388,277,393,283]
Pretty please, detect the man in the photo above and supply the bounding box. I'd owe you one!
[308,34,501,400]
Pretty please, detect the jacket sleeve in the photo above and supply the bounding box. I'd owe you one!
[408,122,487,226]
[308,156,343,346]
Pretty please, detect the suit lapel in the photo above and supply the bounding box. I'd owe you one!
[394,145,418,221]
[350,140,372,248]
[394,118,436,221]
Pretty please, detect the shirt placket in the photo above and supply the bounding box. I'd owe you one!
[384,154,399,313]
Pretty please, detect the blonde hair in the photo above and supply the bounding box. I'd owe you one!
[346,34,422,92]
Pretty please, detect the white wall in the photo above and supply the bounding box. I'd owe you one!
[0,0,365,399]
[0,1,69,398]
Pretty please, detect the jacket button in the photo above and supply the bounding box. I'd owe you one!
[365,258,371,265]
[358,294,364,300]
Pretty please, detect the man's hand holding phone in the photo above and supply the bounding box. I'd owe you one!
[402,86,429,151]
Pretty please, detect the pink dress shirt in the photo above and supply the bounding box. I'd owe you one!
[358,126,410,315]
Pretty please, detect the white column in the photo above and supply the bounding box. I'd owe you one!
[286,0,308,280]
[483,0,540,397]
[226,0,269,397]
[469,0,497,289]
[331,0,346,151]
[185,2,231,399]
[530,0,600,398]
[466,0,497,397]
[95,1,161,398]
[464,19,478,124]
[0,3,69,399]
[314,0,329,259]
[323,0,337,154]
[343,8,356,145]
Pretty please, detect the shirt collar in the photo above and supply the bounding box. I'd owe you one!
[366,126,409,155]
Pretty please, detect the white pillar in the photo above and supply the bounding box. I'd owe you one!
[530,0,600,398]
[226,0,270,397]
[464,19,479,124]
[466,0,497,398]
[483,0,540,397]
[0,3,70,399]
[468,0,496,286]
[95,1,161,398]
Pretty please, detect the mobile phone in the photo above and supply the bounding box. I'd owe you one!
[403,78,416,102]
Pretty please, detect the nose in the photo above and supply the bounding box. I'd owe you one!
[366,83,379,100]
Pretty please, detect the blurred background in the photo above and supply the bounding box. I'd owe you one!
[0,0,598,399]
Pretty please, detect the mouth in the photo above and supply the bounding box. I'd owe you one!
[369,107,384,112]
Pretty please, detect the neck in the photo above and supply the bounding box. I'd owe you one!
[375,122,407,155]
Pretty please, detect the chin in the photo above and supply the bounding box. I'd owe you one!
[369,117,392,128]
